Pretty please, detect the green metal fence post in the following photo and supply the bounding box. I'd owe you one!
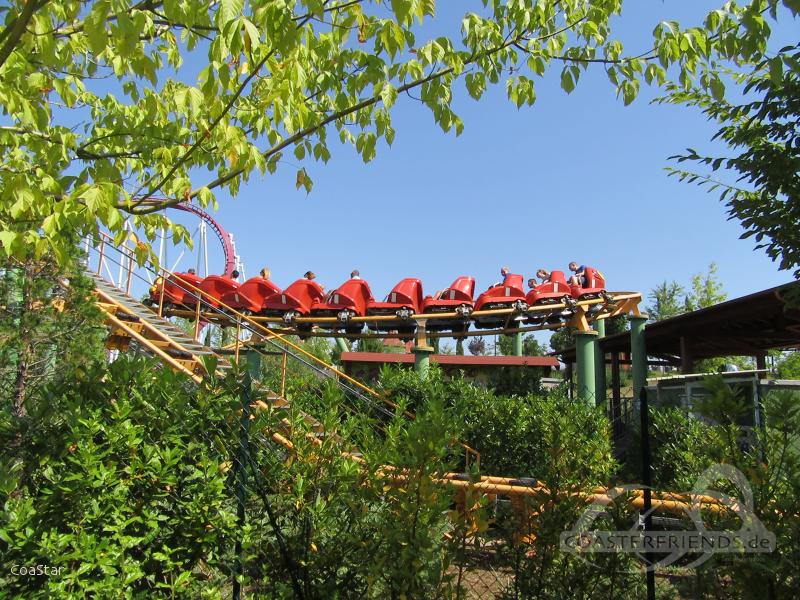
[630,315,648,404]
[335,337,350,354]
[594,318,606,407]
[575,330,598,404]
[513,332,523,356]
[413,345,434,379]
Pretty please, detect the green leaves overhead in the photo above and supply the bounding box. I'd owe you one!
[0,0,797,263]
[663,42,800,276]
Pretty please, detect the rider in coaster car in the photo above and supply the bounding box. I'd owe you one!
[568,262,587,287]
[490,266,510,289]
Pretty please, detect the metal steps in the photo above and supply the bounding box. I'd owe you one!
[87,269,347,450]
[87,270,232,374]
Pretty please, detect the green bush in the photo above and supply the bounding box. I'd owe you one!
[0,355,241,597]
[776,351,800,379]
[240,382,461,599]
[0,352,466,598]
[376,366,647,599]
[644,378,800,599]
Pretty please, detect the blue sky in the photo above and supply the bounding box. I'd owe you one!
[165,2,796,337]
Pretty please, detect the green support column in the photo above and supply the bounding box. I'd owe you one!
[431,337,440,353]
[335,337,350,354]
[630,315,648,403]
[575,330,598,404]
[594,319,606,407]
[513,332,523,356]
[412,345,435,378]
[455,338,464,355]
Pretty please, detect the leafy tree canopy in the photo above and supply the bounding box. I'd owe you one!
[776,350,800,378]
[647,280,686,321]
[646,262,727,321]
[664,42,800,276]
[467,336,487,356]
[0,0,796,263]
[496,333,544,356]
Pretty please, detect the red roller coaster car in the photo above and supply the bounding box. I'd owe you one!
[262,279,326,327]
[198,275,240,309]
[220,276,281,314]
[570,267,607,301]
[473,273,528,329]
[526,271,572,305]
[421,276,475,333]
[366,278,423,334]
[148,271,204,309]
[311,278,374,333]
[525,271,575,324]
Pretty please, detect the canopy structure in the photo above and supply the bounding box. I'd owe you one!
[555,281,800,373]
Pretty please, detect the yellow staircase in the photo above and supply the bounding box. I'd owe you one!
[88,270,340,448]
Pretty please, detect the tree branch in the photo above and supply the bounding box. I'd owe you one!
[126,12,317,210]
[186,34,532,203]
[0,0,48,70]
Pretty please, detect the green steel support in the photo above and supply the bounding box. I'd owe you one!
[412,345,435,378]
[630,315,648,403]
[513,332,523,356]
[575,331,598,404]
[431,337,440,353]
[455,338,464,356]
[335,337,350,354]
[594,319,606,407]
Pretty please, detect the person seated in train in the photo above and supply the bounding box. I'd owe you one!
[187,268,196,275]
[490,266,511,289]
[350,269,361,280]
[259,267,271,279]
[568,261,587,286]
[304,270,324,291]
[149,277,162,298]
[231,269,240,280]
[536,268,551,283]
[527,277,537,291]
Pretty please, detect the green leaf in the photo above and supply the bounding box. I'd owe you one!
[241,18,260,48]
[218,0,245,25]
[0,231,18,253]
[85,15,108,54]
[390,0,412,26]
[709,74,725,101]
[295,168,312,193]
[380,83,398,108]
[560,69,575,94]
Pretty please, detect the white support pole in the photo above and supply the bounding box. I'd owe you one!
[117,221,129,289]
[202,221,209,277]
[158,227,166,268]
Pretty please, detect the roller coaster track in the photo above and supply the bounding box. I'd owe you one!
[133,198,237,278]
[86,238,728,525]
[155,288,643,341]
[171,202,236,278]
